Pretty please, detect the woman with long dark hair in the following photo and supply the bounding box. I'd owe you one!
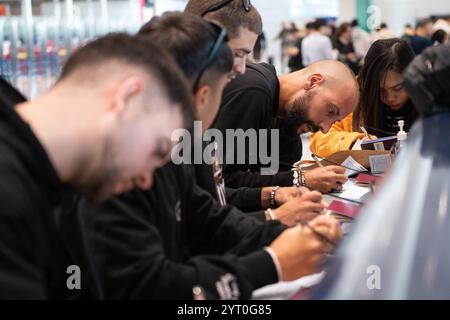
[310,38,419,157]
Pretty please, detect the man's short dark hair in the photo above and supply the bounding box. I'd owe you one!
[59,33,194,127]
[310,19,324,31]
[432,29,447,44]
[185,0,262,38]
[138,12,233,87]
[416,18,431,30]
[305,21,316,30]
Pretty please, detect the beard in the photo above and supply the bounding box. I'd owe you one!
[285,91,321,133]
[73,137,122,203]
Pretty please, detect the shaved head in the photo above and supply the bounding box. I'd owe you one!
[307,60,358,91]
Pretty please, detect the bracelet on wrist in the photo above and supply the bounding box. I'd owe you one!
[292,168,306,188]
[270,186,280,208]
[265,208,277,221]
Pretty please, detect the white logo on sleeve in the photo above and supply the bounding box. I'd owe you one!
[215,273,240,300]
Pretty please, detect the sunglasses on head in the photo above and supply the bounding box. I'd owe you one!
[192,21,229,92]
[201,0,251,17]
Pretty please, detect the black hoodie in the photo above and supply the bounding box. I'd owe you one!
[0,90,99,299]
[0,97,65,298]
[0,76,27,107]
[77,162,287,299]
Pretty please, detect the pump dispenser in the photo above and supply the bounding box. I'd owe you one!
[397,120,407,142]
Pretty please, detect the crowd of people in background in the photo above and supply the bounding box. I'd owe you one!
[278,16,450,74]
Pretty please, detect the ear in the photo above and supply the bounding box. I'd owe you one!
[110,76,145,115]
[193,85,211,115]
[304,73,324,91]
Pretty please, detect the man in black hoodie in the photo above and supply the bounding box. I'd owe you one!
[76,13,341,300]
[0,33,193,298]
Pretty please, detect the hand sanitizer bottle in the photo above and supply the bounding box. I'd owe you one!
[394,120,407,155]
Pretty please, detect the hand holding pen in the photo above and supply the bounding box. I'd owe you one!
[360,126,377,141]
[311,154,344,193]
[268,215,342,281]
[270,189,326,226]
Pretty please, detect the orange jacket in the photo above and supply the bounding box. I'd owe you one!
[309,113,366,158]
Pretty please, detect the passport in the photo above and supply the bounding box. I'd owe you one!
[361,135,397,151]
[327,200,361,219]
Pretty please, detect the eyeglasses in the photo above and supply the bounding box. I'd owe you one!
[192,21,229,92]
[200,0,252,17]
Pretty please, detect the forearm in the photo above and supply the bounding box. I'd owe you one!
[224,168,293,189]
[226,186,262,212]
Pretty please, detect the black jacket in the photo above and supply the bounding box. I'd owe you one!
[0,90,98,299]
[79,162,287,299]
[194,162,265,219]
[212,62,302,188]
[0,76,26,107]
[0,98,68,298]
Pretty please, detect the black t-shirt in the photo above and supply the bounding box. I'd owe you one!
[288,38,304,71]
[333,38,360,75]
[212,62,302,188]
[378,100,418,137]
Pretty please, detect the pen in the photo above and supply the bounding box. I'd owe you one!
[296,220,337,248]
[311,154,324,168]
[360,126,371,139]
[311,153,344,192]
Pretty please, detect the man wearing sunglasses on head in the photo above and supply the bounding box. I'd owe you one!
[187,1,357,194]
[72,12,342,300]
[185,0,317,218]
[186,0,335,215]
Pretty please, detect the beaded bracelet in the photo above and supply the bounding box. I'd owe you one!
[292,167,306,188]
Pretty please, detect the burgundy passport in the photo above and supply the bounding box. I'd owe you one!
[355,173,379,184]
[328,200,361,219]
